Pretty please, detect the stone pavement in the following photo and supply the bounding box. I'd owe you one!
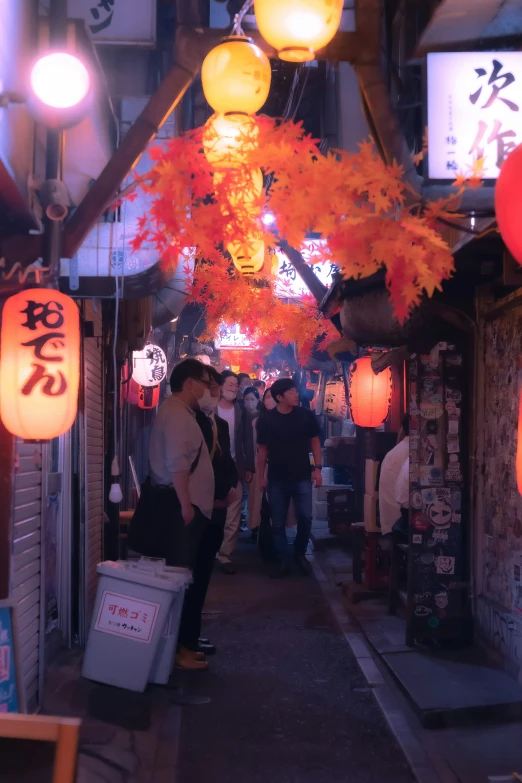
[175,543,413,783]
[42,650,181,783]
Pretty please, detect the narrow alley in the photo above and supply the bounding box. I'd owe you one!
[175,545,412,783]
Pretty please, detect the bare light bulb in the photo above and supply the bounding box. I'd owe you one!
[30,52,90,109]
[109,483,123,504]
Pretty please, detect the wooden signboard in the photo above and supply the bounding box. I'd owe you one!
[406,345,468,644]
[0,713,80,783]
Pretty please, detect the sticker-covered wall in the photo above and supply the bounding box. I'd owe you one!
[478,304,522,678]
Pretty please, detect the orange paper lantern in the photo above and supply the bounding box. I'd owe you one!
[348,357,391,428]
[203,113,259,169]
[495,143,522,265]
[0,288,80,440]
[201,36,271,116]
[138,384,160,409]
[254,0,344,63]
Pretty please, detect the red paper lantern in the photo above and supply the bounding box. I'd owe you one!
[495,143,522,265]
[348,357,391,428]
[138,384,160,409]
[0,289,80,440]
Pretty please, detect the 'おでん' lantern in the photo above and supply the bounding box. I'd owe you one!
[132,343,167,387]
[201,36,271,116]
[348,356,391,428]
[254,0,344,63]
[495,143,522,265]
[0,289,80,440]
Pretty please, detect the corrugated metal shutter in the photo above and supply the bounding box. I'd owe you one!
[12,440,43,712]
[83,300,104,622]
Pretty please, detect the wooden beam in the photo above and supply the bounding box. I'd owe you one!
[62,27,216,259]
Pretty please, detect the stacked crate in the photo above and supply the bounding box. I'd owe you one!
[327,488,355,535]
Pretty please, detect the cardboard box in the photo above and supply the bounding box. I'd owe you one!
[365,460,380,496]
[364,493,380,533]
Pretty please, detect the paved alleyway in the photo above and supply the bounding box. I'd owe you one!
[176,544,413,783]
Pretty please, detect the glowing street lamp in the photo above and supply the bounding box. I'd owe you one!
[28,51,92,129]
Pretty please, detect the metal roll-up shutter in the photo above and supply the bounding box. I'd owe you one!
[12,440,43,711]
[83,300,104,622]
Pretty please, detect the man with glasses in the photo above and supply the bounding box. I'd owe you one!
[130,359,215,575]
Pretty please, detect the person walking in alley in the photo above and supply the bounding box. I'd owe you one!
[128,359,215,569]
[257,378,322,578]
[176,366,240,670]
[216,370,255,574]
[237,372,252,401]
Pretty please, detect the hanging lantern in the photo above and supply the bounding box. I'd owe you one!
[215,167,264,214]
[138,384,160,410]
[228,238,266,276]
[348,357,391,428]
[495,143,522,265]
[0,289,80,440]
[203,113,259,169]
[254,0,344,63]
[132,343,167,387]
[127,378,140,406]
[201,36,271,116]
[324,379,347,420]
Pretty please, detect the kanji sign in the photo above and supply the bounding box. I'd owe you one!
[275,240,338,298]
[428,52,522,180]
[65,0,156,45]
[94,591,160,643]
[132,343,167,387]
[0,289,80,440]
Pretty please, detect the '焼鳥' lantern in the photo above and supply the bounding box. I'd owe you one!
[228,238,265,276]
[203,113,259,169]
[201,36,271,116]
[495,143,522,265]
[0,289,80,440]
[132,343,167,387]
[254,0,343,63]
[348,356,391,428]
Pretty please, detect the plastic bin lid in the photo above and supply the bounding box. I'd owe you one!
[96,560,184,591]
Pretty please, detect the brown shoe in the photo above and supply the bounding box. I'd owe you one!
[175,647,208,670]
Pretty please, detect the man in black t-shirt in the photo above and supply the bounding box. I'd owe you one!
[257,378,322,577]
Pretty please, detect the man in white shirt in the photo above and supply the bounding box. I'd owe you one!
[378,415,409,536]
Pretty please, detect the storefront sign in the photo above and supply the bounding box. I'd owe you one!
[428,52,522,179]
[65,0,156,45]
[94,591,160,643]
[275,241,338,297]
[215,324,254,350]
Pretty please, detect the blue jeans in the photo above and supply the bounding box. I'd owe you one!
[267,479,313,564]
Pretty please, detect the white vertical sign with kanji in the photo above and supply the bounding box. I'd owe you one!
[428,52,522,180]
[94,591,161,643]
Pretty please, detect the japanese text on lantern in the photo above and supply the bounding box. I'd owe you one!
[0,289,80,441]
[427,52,522,179]
[94,591,160,643]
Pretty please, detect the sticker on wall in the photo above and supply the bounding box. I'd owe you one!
[410,490,423,510]
[449,453,459,463]
[429,616,440,628]
[452,513,462,524]
[412,534,422,544]
[446,388,462,404]
[415,606,432,617]
[412,512,431,532]
[447,439,460,454]
[420,405,443,419]
[446,464,463,482]
[419,466,443,486]
[445,401,461,418]
[436,556,455,575]
[451,490,461,510]
[427,491,452,529]
[448,419,460,435]
[434,591,449,609]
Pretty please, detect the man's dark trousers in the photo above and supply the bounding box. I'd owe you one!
[178,508,227,651]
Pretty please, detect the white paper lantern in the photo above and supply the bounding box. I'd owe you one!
[324,379,347,420]
[132,343,167,387]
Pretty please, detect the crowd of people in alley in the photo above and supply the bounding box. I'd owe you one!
[128,358,323,670]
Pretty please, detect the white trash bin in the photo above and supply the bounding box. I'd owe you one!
[149,566,192,685]
[82,560,180,692]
